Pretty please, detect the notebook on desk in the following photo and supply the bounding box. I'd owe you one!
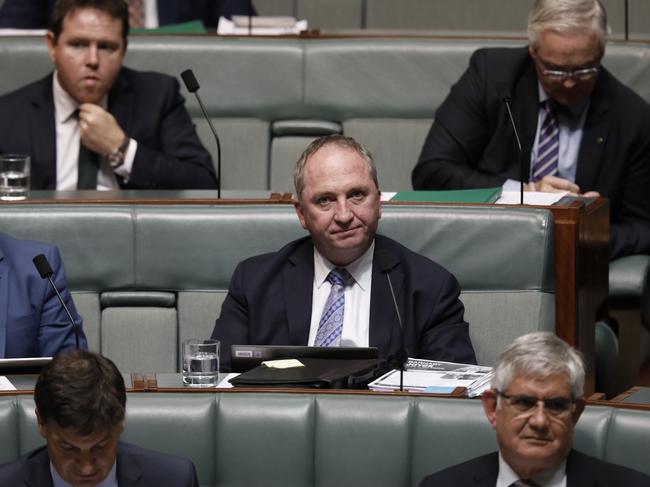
[230,345,378,373]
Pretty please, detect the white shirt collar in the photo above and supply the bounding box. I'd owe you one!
[52,70,108,124]
[497,451,566,487]
[313,241,375,292]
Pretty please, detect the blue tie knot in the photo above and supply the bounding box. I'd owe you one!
[328,268,352,287]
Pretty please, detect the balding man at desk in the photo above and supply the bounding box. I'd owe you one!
[212,135,477,371]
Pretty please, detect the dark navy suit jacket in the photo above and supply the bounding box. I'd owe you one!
[0,442,199,486]
[418,450,650,486]
[413,47,650,259]
[212,234,477,372]
[0,232,86,358]
[0,68,217,190]
[0,0,256,28]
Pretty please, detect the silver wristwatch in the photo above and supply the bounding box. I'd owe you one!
[107,135,130,169]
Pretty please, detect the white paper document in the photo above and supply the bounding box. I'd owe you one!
[496,190,567,206]
[0,376,16,391]
[369,359,492,396]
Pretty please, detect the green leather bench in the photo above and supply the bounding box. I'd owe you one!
[0,203,554,373]
[1,36,650,192]
[0,392,648,486]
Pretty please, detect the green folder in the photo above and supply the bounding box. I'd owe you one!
[131,21,207,35]
[390,187,502,204]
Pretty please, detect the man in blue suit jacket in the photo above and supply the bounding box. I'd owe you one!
[0,232,86,358]
[212,135,477,371]
[0,0,256,28]
[0,350,199,486]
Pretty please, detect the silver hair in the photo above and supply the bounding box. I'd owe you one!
[491,332,585,398]
[293,135,378,201]
[527,0,609,51]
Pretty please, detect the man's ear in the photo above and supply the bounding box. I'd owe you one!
[45,31,58,64]
[572,397,586,424]
[294,200,308,230]
[35,408,47,439]
[482,389,498,429]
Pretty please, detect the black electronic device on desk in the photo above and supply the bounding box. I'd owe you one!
[0,357,51,375]
[229,345,381,389]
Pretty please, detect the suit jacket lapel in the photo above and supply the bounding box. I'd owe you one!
[24,447,55,487]
[284,239,314,345]
[369,238,404,356]
[116,443,143,486]
[565,449,595,487]
[575,75,610,190]
[108,70,134,140]
[29,74,57,190]
[0,246,7,358]
[516,60,540,174]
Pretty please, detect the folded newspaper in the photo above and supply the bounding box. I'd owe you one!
[368,358,493,397]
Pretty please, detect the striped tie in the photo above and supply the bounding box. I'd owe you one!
[532,100,559,181]
[314,268,352,347]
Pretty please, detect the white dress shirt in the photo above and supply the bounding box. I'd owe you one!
[503,82,589,191]
[308,241,374,348]
[52,72,137,190]
[495,451,566,487]
[50,460,118,487]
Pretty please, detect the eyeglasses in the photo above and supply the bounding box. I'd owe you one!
[541,66,599,81]
[496,391,576,416]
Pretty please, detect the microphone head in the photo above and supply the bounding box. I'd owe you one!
[181,69,200,93]
[375,249,397,273]
[495,81,512,102]
[33,254,54,278]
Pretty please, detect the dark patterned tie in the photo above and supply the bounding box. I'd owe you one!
[532,100,559,181]
[314,268,352,347]
[510,480,542,487]
[75,110,99,190]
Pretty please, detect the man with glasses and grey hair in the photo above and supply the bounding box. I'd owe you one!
[413,0,650,259]
[419,332,650,486]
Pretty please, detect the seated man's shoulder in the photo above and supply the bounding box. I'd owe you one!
[0,75,49,109]
[570,449,650,484]
[377,234,454,279]
[120,66,178,90]
[0,446,49,482]
[419,452,497,486]
[118,441,197,481]
[0,232,55,260]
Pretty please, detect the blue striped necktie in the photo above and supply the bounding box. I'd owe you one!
[532,100,559,181]
[314,268,352,347]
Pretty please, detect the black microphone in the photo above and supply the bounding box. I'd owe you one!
[496,81,526,205]
[180,69,222,199]
[375,249,407,392]
[32,254,80,350]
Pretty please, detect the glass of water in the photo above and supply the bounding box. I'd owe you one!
[182,339,220,387]
[0,154,30,201]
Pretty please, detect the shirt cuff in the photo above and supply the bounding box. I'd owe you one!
[113,138,137,182]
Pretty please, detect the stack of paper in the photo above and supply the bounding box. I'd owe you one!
[368,358,492,396]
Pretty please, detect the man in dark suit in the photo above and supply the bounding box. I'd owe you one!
[0,0,217,190]
[0,0,256,29]
[0,231,87,358]
[0,350,199,486]
[419,332,650,486]
[212,135,476,372]
[412,0,650,259]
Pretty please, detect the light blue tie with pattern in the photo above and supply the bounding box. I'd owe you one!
[314,268,352,347]
[532,100,560,181]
